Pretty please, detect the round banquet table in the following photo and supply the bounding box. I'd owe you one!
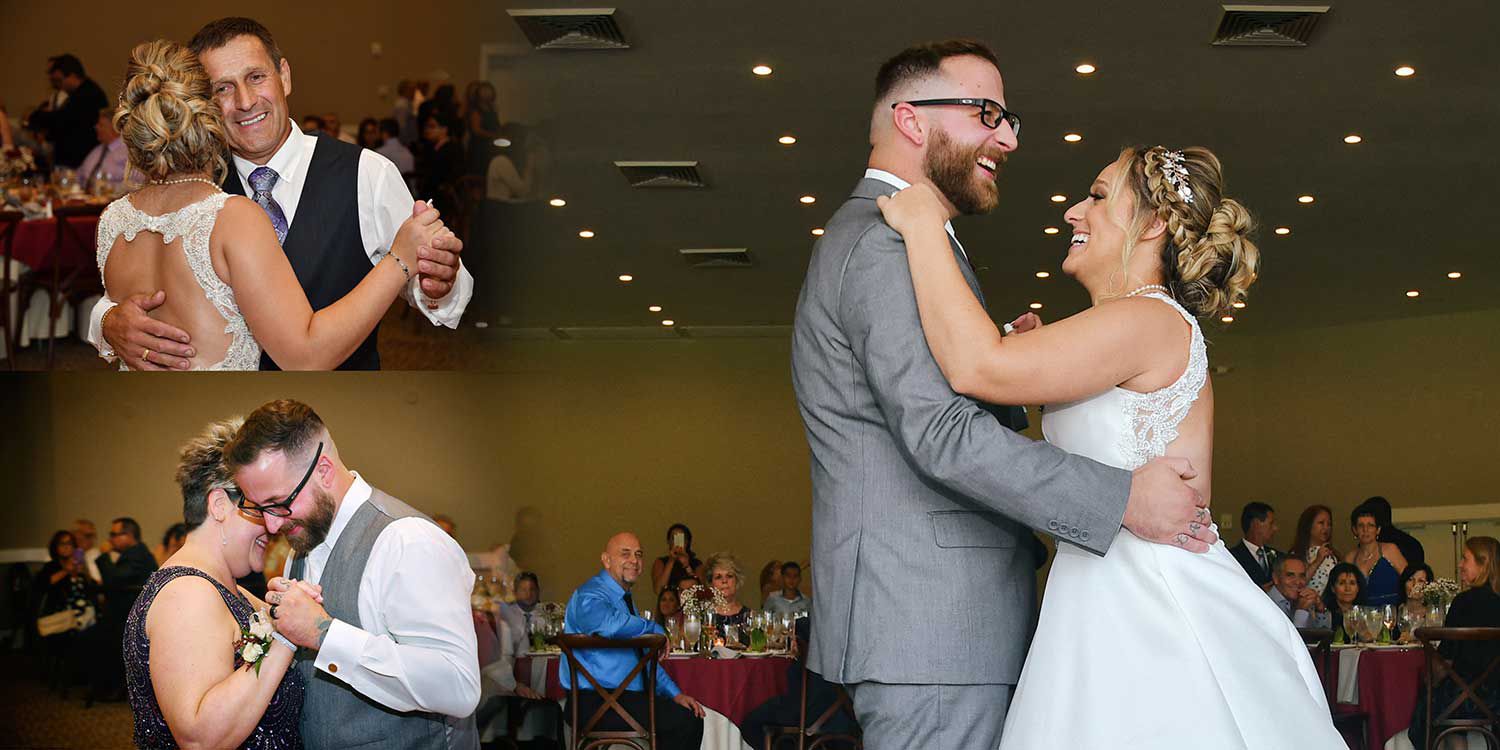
[515,652,792,728]
[8,214,99,270]
[1313,645,1426,749]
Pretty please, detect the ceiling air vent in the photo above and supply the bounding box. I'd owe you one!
[615,161,706,189]
[1211,4,1330,47]
[679,248,753,269]
[507,8,629,50]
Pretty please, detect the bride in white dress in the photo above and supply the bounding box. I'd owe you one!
[878,145,1346,749]
[96,40,445,370]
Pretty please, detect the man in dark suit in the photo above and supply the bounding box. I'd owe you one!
[741,617,858,748]
[1228,502,1280,590]
[94,517,158,701]
[1364,496,1425,566]
[24,54,109,169]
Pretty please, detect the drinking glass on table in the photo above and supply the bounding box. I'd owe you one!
[1381,605,1396,641]
[684,613,702,652]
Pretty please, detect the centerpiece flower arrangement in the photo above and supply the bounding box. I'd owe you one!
[0,146,37,181]
[679,585,730,650]
[1421,577,1461,608]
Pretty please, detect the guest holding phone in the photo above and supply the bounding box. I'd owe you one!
[652,523,703,593]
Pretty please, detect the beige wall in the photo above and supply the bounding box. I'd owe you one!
[0,2,532,135]
[3,307,1498,604]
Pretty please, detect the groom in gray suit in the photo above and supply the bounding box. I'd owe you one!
[792,40,1216,750]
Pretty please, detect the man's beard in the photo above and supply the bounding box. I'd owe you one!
[924,128,1002,216]
[285,488,337,555]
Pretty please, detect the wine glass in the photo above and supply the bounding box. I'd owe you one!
[1381,605,1396,642]
[684,613,702,652]
[642,609,653,624]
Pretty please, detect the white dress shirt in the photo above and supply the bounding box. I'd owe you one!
[863,168,967,262]
[87,120,474,361]
[287,473,480,718]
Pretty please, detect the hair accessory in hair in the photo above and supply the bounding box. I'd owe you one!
[1158,148,1195,205]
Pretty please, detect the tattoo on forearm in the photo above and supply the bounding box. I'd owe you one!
[315,616,333,648]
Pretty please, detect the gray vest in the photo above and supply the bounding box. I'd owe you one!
[290,489,478,749]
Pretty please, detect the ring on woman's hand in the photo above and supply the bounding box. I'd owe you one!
[270,604,279,620]
[142,348,152,362]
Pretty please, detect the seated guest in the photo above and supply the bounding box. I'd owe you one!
[76,108,140,192]
[741,617,858,749]
[657,587,684,631]
[764,561,810,618]
[562,532,706,750]
[72,518,104,584]
[652,523,703,593]
[1267,557,1319,628]
[1365,496,1426,566]
[1289,504,1341,597]
[356,117,382,150]
[1397,563,1435,641]
[1228,502,1279,590]
[33,530,97,640]
[376,118,415,179]
[704,552,750,635]
[300,114,324,135]
[498,571,541,655]
[323,112,355,144]
[758,560,783,604]
[1343,505,1407,606]
[1407,537,1500,747]
[1323,562,1366,636]
[153,523,188,566]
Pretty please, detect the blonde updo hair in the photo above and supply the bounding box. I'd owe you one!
[1110,145,1260,318]
[114,40,228,184]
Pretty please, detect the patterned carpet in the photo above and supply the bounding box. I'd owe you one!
[0,650,134,749]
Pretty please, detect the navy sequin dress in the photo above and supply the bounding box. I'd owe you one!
[124,566,305,749]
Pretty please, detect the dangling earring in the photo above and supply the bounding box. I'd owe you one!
[220,523,228,547]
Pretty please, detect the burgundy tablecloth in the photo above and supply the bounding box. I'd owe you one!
[516,653,791,727]
[8,215,98,270]
[1315,646,1425,749]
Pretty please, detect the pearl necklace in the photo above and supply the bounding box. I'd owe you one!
[1124,284,1171,298]
[150,176,221,190]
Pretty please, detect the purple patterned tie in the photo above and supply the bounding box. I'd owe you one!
[248,166,289,245]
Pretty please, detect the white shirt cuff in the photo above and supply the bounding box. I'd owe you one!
[88,296,118,361]
[406,263,473,329]
[313,618,367,683]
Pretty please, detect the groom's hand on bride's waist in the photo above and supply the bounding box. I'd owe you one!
[1122,456,1217,554]
[104,291,195,370]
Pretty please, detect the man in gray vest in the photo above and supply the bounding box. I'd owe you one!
[226,399,480,749]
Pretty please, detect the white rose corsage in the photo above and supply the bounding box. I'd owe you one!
[236,609,280,675]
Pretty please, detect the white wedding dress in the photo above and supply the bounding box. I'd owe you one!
[998,293,1346,749]
[96,192,263,370]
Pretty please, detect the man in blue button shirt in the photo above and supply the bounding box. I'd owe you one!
[562,532,705,749]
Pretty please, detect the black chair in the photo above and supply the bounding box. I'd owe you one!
[1298,626,1370,750]
[1413,627,1500,750]
[13,203,105,369]
[764,639,862,750]
[0,210,23,369]
[555,632,667,750]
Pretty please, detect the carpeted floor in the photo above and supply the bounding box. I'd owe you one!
[0,650,134,749]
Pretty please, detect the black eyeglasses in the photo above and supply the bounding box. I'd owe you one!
[232,442,324,518]
[895,98,1021,137]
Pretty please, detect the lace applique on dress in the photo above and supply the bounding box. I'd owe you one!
[1116,292,1208,470]
[96,193,262,370]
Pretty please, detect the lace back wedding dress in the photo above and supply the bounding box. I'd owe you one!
[997,293,1345,749]
[96,192,262,370]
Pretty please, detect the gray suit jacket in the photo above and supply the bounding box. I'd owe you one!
[791,176,1132,686]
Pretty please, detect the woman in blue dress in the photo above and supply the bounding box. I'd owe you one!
[1344,505,1408,606]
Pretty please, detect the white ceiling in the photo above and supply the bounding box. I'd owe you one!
[489,1,1498,337]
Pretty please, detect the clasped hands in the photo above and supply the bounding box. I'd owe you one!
[265,576,331,650]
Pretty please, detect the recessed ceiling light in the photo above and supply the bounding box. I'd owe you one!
[1395,65,1416,78]
[811,228,825,236]
[1035,271,1051,279]
[752,65,773,76]
[1050,194,1067,203]
[548,198,566,207]
[578,230,595,239]
[618,274,633,282]
[648,305,662,313]
[1075,63,1096,75]
[1448,271,1463,279]
[1406,290,1420,298]
[1221,315,1235,323]
[661,319,676,326]
[1297,195,1315,204]
[494,138,512,148]
[1344,134,1363,144]
[1043,227,1060,235]
[1274,227,1291,235]
[1232,301,1247,309]
[778,135,797,145]
[1029,302,1044,310]
[1063,133,1083,143]
[799,195,816,204]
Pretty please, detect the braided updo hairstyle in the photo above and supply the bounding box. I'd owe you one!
[113,40,228,184]
[1113,145,1259,318]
